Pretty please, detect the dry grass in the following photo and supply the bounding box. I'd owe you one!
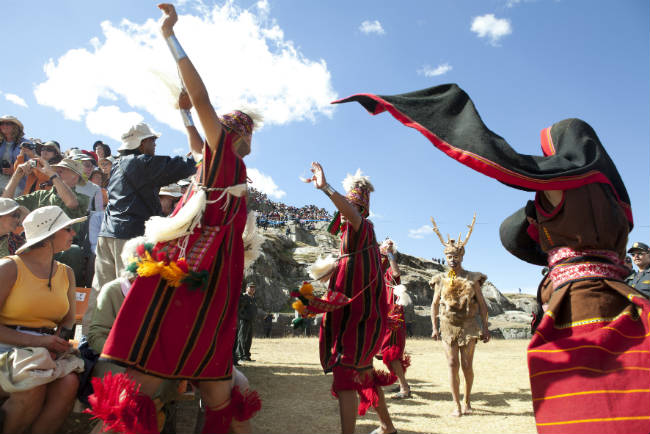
[243,337,536,434]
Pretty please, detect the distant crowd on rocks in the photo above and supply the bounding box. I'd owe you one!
[248,187,332,230]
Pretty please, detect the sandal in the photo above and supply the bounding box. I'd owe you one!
[370,429,397,434]
[391,390,411,399]
[387,385,400,393]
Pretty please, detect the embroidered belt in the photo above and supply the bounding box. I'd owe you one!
[547,247,629,290]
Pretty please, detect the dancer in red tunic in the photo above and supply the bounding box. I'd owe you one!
[298,163,396,434]
[377,238,411,399]
[88,4,261,434]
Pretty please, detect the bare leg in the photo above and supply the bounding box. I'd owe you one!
[389,360,409,394]
[371,385,396,434]
[31,373,79,434]
[337,390,358,434]
[127,368,164,397]
[197,379,231,408]
[459,339,477,415]
[2,385,46,434]
[443,341,462,417]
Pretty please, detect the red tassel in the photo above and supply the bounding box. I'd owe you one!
[230,386,262,421]
[84,372,158,434]
[401,353,411,371]
[373,368,397,387]
[203,401,234,434]
[356,369,396,416]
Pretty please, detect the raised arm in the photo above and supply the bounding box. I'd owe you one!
[159,3,223,151]
[307,162,362,231]
[178,89,204,156]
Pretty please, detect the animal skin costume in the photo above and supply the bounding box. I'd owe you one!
[336,84,649,433]
[429,215,487,346]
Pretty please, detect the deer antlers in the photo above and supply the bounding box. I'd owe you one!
[430,213,477,248]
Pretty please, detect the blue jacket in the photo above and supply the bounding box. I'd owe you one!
[99,153,196,239]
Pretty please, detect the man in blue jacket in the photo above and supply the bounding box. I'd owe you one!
[83,122,197,333]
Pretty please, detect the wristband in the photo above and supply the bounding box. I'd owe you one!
[387,252,395,261]
[180,109,194,127]
[320,183,336,198]
[165,34,187,62]
[49,173,60,182]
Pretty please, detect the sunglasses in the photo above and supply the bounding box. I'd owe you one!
[61,227,74,233]
[10,211,22,219]
[41,147,58,152]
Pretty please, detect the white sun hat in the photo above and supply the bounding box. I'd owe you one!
[118,122,161,152]
[0,198,29,219]
[15,206,87,254]
[159,183,183,198]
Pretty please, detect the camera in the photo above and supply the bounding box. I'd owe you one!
[29,160,38,168]
[0,160,11,169]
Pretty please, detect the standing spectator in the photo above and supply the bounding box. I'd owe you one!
[0,116,28,194]
[86,122,196,334]
[2,158,89,285]
[263,312,273,338]
[93,141,111,160]
[237,283,257,361]
[98,156,114,179]
[13,141,38,195]
[158,183,183,216]
[16,141,62,196]
[0,199,28,257]
[627,242,650,298]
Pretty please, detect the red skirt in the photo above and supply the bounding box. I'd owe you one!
[528,281,650,433]
[101,222,243,380]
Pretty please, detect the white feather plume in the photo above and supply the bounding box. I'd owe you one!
[342,168,374,194]
[309,255,337,282]
[393,284,412,307]
[243,211,264,269]
[380,238,398,255]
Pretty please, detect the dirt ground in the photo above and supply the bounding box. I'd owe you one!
[64,337,536,434]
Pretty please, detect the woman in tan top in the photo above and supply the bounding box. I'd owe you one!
[0,206,85,434]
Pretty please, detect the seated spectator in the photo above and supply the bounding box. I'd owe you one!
[98,156,114,180]
[158,183,182,216]
[92,141,111,160]
[0,199,28,257]
[0,206,85,434]
[3,158,91,286]
[0,116,29,195]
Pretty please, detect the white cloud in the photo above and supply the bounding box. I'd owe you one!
[359,20,385,35]
[5,93,28,108]
[84,106,144,141]
[34,3,336,135]
[408,224,432,239]
[471,14,512,46]
[418,63,452,77]
[248,168,286,199]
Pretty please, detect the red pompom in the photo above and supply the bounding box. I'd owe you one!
[230,386,262,421]
[84,372,158,434]
[176,257,189,273]
[136,244,146,257]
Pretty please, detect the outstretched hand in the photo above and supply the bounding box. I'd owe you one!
[303,162,326,190]
[158,3,178,37]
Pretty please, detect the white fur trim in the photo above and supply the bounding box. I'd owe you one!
[393,284,412,307]
[145,189,207,243]
[309,255,337,282]
[243,211,263,269]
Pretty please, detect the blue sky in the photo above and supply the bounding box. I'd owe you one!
[1,0,648,294]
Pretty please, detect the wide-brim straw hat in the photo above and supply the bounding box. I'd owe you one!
[0,198,29,219]
[159,183,183,198]
[16,206,87,254]
[53,158,87,185]
[0,115,24,131]
[118,122,161,151]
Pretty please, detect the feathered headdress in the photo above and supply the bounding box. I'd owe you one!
[329,169,374,234]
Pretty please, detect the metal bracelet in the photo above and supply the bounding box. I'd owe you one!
[320,183,336,198]
[165,34,187,62]
[180,109,194,127]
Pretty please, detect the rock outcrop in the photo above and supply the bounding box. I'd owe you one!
[244,221,536,339]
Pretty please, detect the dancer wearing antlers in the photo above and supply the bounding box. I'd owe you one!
[428,214,490,417]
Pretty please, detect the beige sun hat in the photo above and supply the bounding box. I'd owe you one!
[118,122,161,152]
[53,158,87,185]
[0,198,29,219]
[16,206,87,254]
[0,115,24,131]
[159,183,183,198]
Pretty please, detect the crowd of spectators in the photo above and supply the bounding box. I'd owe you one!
[248,187,332,230]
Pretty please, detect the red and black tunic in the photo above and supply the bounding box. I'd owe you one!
[378,264,407,369]
[319,219,388,373]
[101,129,247,381]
